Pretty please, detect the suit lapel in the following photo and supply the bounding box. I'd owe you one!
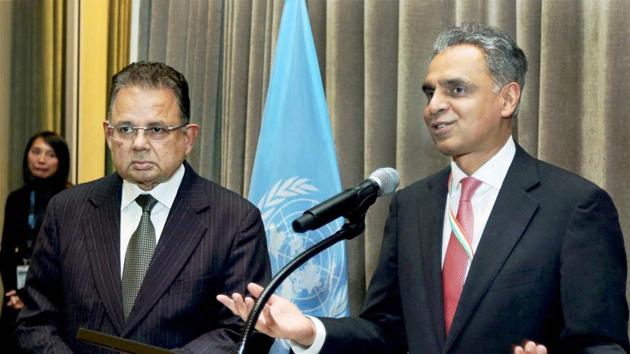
[122,165,210,335]
[83,174,125,334]
[418,169,450,349]
[444,147,540,352]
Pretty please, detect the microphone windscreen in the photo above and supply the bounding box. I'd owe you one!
[368,168,400,196]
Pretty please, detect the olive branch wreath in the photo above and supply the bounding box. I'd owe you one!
[256,177,318,223]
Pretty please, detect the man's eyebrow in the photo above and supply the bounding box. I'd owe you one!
[443,78,470,87]
[422,83,434,92]
[422,78,472,91]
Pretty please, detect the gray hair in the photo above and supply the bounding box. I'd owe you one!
[433,23,527,113]
[108,61,191,123]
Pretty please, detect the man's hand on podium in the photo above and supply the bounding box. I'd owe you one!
[217,282,317,347]
[514,341,548,354]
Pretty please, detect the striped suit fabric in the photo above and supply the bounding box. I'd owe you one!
[15,162,273,353]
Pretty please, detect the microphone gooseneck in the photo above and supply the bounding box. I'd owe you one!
[235,167,400,354]
[292,168,400,233]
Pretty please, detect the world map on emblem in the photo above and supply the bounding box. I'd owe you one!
[257,177,349,318]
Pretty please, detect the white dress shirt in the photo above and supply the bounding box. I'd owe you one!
[119,164,185,277]
[293,137,516,353]
[440,136,516,273]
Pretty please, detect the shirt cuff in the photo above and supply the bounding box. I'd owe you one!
[289,315,326,354]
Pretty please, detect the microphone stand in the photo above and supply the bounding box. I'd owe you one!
[234,214,368,354]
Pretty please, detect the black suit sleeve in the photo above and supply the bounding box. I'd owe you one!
[1,192,17,293]
[559,188,629,353]
[319,193,407,354]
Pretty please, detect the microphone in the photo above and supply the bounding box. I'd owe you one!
[292,168,400,233]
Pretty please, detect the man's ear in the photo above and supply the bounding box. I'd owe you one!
[184,123,200,156]
[103,121,112,148]
[500,82,521,118]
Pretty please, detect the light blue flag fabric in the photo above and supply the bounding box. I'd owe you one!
[248,0,350,352]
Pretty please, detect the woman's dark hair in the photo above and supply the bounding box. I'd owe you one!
[22,131,70,190]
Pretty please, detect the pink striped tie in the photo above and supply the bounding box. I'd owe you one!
[442,177,481,335]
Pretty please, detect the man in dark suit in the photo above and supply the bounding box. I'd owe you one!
[218,24,629,353]
[15,62,272,353]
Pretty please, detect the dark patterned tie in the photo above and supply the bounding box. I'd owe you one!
[122,194,158,320]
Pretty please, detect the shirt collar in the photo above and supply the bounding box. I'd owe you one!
[121,164,186,210]
[449,136,516,192]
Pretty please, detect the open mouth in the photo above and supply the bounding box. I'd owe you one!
[431,120,455,130]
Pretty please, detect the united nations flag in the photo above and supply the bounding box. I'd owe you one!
[248,0,350,352]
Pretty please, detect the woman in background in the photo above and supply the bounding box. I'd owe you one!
[0,131,70,349]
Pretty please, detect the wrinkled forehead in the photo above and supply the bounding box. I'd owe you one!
[110,86,182,124]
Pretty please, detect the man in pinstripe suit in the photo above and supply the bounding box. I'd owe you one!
[14,62,273,353]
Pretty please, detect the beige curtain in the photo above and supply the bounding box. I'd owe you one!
[0,0,64,314]
[6,0,65,189]
[107,0,133,174]
[137,0,630,315]
[108,0,132,79]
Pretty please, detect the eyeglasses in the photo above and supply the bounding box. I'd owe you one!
[106,123,188,141]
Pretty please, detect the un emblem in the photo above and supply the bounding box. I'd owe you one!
[256,177,349,317]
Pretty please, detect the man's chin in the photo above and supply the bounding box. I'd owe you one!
[123,171,161,190]
[435,142,458,157]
